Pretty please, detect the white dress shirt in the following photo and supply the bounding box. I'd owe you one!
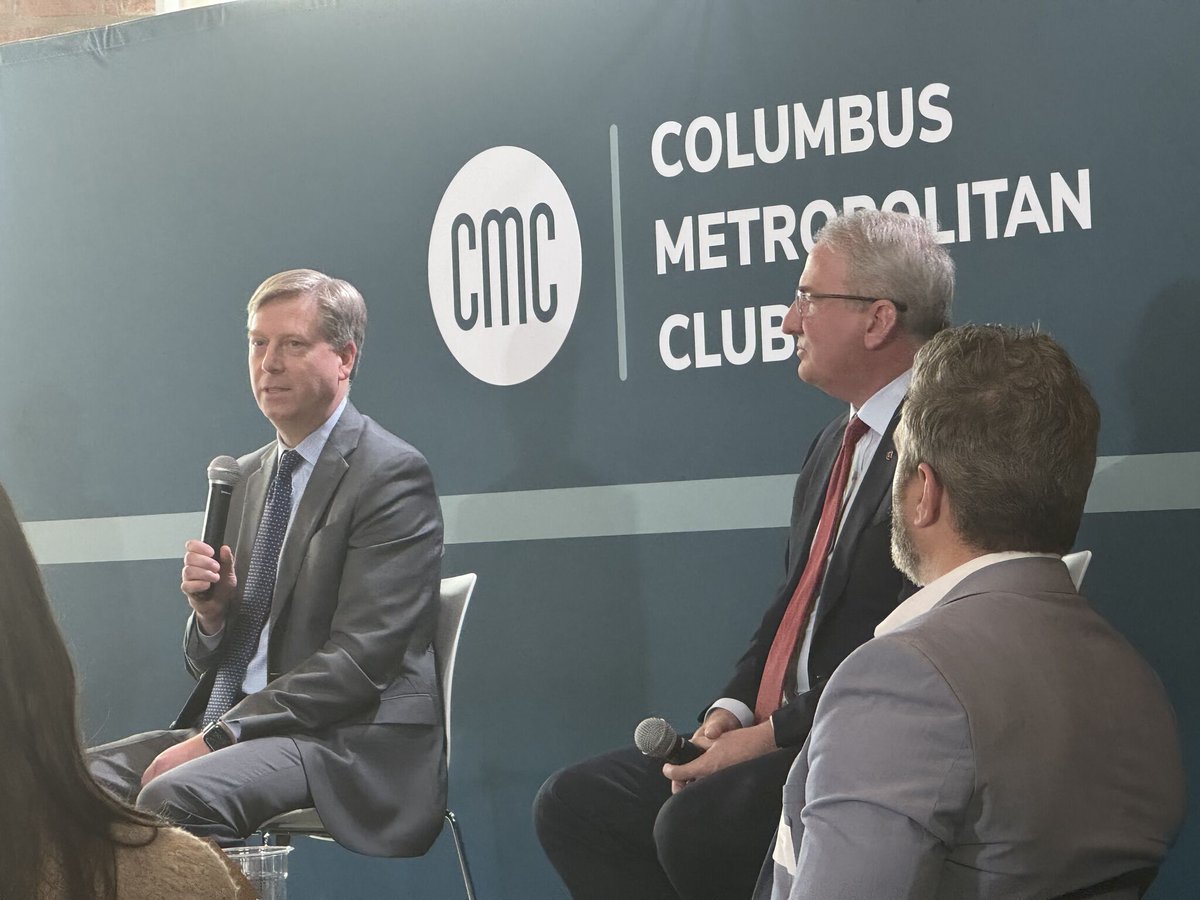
[874,551,1062,637]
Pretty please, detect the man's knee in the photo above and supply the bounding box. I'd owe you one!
[534,765,587,843]
[137,771,223,831]
[87,750,134,803]
[86,729,186,805]
[87,742,150,805]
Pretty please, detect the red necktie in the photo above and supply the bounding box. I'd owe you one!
[754,416,871,723]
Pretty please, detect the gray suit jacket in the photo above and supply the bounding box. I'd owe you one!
[760,557,1185,899]
[174,402,446,857]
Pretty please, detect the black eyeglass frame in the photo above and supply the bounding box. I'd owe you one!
[793,288,909,314]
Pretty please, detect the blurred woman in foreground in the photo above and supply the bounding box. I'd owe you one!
[0,483,240,899]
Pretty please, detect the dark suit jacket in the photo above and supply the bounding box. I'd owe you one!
[714,408,915,747]
[173,402,446,857]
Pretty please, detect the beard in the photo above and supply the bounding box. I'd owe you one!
[890,478,925,586]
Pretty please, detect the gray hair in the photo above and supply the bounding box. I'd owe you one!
[898,324,1100,555]
[247,269,367,379]
[815,209,954,340]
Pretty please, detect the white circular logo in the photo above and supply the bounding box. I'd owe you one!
[428,146,582,386]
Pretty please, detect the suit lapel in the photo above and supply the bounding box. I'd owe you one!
[811,406,902,632]
[267,403,364,629]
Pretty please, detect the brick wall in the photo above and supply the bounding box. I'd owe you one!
[0,1,232,44]
[0,0,155,43]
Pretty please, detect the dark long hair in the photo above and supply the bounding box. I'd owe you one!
[0,484,161,899]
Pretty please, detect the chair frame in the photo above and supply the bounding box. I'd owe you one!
[260,573,479,900]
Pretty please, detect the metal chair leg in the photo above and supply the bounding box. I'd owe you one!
[444,809,477,900]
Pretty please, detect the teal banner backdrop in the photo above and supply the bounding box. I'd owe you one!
[1,1,1196,896]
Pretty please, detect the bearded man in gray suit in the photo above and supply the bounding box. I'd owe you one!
[759,324,1185,899]
[90,270,446,857]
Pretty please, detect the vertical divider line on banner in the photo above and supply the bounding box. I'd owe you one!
[610,123,629,381]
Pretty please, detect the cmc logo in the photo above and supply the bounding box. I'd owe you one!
[428,146,582,386]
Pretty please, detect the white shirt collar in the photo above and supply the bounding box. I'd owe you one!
[875,551,1062,637]
[277,395,349,467]
[852,369,911,437]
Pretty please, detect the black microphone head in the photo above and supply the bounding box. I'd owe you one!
[207,455,241,487]
[634,717,678,759]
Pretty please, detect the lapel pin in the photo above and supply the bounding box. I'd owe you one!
[886,450,895,461]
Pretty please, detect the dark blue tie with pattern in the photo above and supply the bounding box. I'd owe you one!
[203,448,301,726]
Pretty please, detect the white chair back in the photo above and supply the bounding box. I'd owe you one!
[260,573,482,898]
[1062,550,1092,589]
[434,573,477,766]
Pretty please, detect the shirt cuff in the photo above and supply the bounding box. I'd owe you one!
[707,698,755,728]
[195,620,225,650]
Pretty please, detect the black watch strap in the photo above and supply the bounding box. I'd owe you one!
[202,720,235,752]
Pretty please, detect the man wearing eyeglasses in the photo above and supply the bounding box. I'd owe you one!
[535,210,956,900]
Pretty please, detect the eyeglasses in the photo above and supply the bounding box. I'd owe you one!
[791,289,909,317]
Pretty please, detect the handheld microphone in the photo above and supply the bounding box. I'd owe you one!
[201,456,241,557]
[634,717,705,765]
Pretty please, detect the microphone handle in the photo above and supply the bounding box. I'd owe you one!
[201,482,235,555]
[666,735,705,765]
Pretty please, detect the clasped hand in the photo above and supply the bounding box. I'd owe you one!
[661,709,776,794]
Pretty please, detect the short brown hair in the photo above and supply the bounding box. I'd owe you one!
[247,269,367,378]
[897,324,1100,554]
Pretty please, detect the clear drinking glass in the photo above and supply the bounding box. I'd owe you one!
[224,845,294,899]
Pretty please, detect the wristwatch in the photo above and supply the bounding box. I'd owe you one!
[202,720,236,752]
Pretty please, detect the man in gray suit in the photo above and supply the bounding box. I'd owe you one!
[758,324,1186,899]
[90,269,446,857]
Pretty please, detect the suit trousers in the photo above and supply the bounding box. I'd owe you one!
[87,729,312,844]
[534,743,800,900]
